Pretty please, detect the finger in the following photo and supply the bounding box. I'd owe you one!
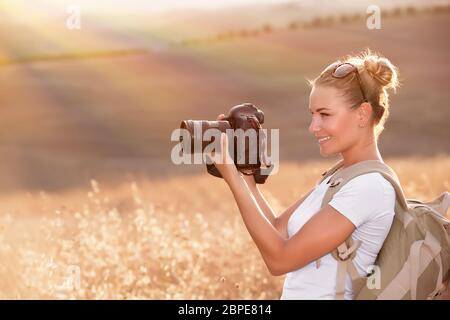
[222,132,228,149]
[216,133,223,164]
[216,114,226,120]
[221,132,230,164]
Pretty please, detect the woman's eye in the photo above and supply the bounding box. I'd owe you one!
[310,112,330,116]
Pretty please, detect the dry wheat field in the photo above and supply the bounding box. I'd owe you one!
[0,156,448,299]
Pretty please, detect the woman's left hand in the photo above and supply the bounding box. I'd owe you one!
[207,132,239,183]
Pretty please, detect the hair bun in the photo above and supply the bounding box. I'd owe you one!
[363,55,399,90]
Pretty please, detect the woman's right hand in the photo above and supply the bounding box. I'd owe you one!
[216,113,257,188]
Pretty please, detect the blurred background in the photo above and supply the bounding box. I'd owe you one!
[0,0,449,299]
[0,0,449,192]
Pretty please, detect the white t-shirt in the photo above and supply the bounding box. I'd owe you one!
[280,171,396,300]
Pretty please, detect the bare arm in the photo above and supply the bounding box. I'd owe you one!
[242,174,314,239]
[241,174,277,226]
[226,170,355,276]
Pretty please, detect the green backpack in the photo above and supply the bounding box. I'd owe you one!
[317,159,450,300]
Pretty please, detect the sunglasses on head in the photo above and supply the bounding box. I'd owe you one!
[325,62,368,103]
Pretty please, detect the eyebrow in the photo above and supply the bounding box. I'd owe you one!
[309,107,331,113]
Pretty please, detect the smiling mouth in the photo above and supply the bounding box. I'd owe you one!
[318,136,331,144]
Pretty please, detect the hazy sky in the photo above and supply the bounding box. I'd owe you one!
[5,0,443,21]
[135,0,284,11]
[7,0,440,14]
[32,0,286,12]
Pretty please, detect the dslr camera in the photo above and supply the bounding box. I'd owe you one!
[179,103,273,184]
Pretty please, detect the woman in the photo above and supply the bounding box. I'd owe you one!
[209,49,399,299]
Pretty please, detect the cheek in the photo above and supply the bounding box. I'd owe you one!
[328,114,358,138]
[323,115,345,134]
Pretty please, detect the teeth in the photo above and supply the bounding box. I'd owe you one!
[318,136,331,142]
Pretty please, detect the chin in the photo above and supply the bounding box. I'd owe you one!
[319,147,338,158]
[319,150,330,157]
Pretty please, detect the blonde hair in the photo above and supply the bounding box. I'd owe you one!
[310,49,400,138]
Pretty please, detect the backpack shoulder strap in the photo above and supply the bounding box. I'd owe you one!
[317,159,345,186]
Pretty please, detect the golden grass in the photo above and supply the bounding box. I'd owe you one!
[0,156,449,299]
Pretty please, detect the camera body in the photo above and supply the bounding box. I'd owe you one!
[180,103,273,184]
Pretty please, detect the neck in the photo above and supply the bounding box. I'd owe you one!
[340,131,382,169]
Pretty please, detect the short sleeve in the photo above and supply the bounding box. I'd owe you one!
[328,173,389,228]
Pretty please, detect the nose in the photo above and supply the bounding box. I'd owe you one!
[308,115,321,134]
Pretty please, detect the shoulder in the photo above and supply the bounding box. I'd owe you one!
[329,172,396,227]
[338,172,396,209]
[344,172,395,196]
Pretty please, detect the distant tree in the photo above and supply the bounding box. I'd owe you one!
[350,13,362,22]
[323,15,336,26]
[310,17,325,27]
[262,24,273,33]
[239,30,249,37]
[339,15,351,24]
[405,6,417,16]
[431,4,450,14]
[288,21,299,30]
[391,7,404,17]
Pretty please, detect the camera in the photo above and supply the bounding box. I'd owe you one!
[179,103,273,184]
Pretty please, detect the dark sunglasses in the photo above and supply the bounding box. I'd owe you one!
[326,62,368,103]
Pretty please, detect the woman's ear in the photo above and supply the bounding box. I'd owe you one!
[357,102,372,128]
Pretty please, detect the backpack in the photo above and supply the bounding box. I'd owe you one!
[316,159,450,300]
